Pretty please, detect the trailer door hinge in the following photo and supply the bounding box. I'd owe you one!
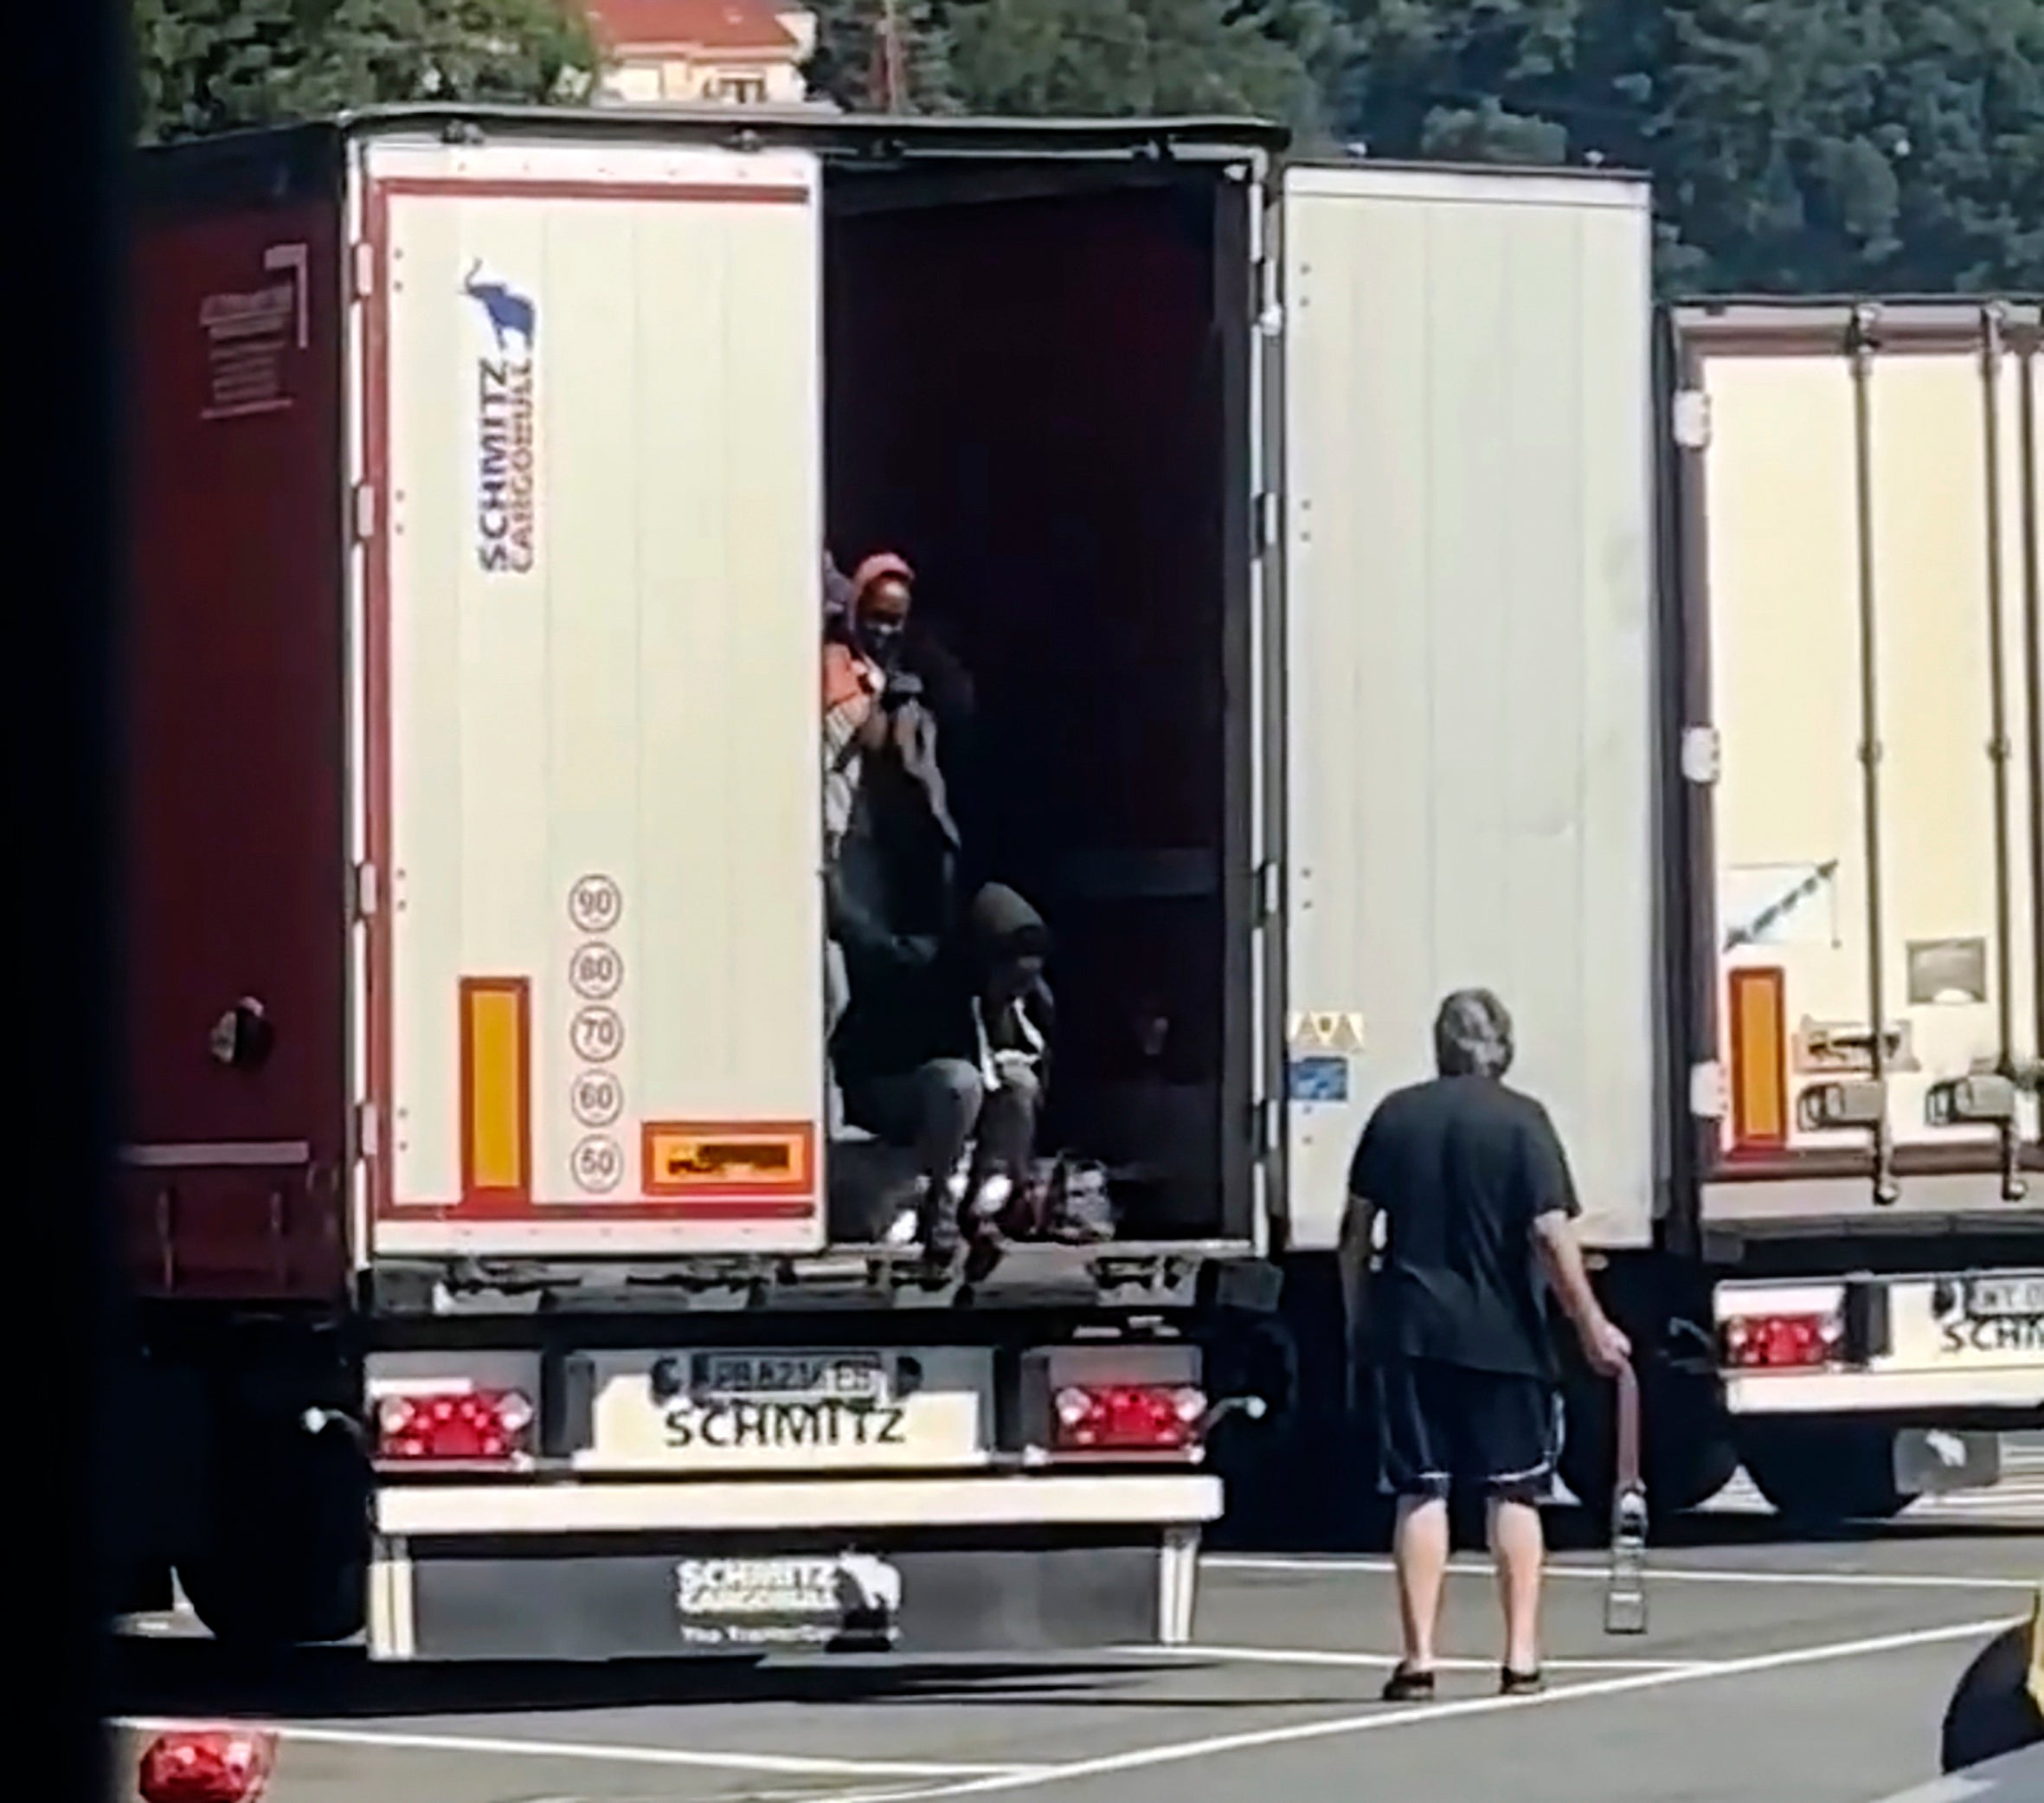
[355,1101,380,1159]
[1689,1060,1727,1119]
[1257,491,1281,555]
[1681,725,1722,785]
[353,860,378,920]
[1255,257,1282,335]
[1257,859,1282,924]
[352,241,376,300]
[352,481,377,543]
[1672,389,1712,451]
[1260,1096,1282,1156]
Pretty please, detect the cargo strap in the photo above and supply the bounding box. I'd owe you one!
[1604,1360,1649,1635]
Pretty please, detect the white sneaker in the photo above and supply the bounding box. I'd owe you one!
[969,1171,1013,1225]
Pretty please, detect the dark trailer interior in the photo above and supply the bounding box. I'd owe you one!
[814,121,1270,1252]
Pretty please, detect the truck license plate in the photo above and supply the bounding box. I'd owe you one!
[686,1351,889,1402]
[580,1346,987,1471]
[1965,1276,2044,1321]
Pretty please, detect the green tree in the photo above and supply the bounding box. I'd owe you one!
[1335,0,1584,161]
[1625,0,2044,290]
[944,0,1334,128]
[1330,0,2044,292]
[805,0,959,112]
[134,0,598,142]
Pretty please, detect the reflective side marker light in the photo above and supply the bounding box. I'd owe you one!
[460,977,530,1201]
[137,1729,276,1803]
[1726,967,1788,1149]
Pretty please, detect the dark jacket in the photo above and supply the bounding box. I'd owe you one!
[830,882,1054,1091]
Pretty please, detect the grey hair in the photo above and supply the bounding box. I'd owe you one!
[1434,988,1514,1079]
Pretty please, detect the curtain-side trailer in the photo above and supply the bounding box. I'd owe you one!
[1662,299,2043,1521]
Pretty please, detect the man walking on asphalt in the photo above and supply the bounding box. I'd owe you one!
[1340,988,1631,1700]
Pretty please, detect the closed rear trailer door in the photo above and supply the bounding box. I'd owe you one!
[1276,165,1660,1254]
[357,135,826,1258]
[1675,302,2042,1227]
[125,165,350,1300]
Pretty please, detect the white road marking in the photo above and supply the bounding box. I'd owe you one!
[827,1614,2022,1802]
[1137,1643,1704,1673]
[111,1718,1043,1780]
[1205,1555,2038,1591]
[1707,1465,2044,1524]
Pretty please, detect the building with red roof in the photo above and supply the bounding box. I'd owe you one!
[587,0,823,106]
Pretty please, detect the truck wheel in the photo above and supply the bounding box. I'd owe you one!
[1742,1422,1916,1526]
[179,1544,363,1651]
[179,1412,366,1649]
[1559,1368,1739,1519]
[1940,1620,2044,1772]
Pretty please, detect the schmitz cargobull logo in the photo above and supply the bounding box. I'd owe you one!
[465,261,537,576]
[672,1553,904,1650]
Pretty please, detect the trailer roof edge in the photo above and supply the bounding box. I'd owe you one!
[136,106,1290,181]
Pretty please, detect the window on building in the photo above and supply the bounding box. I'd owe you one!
[710,74,769,103]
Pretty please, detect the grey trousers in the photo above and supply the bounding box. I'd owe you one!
[843,1058,1042,1195]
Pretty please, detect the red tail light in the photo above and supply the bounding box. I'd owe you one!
[1051,1382,1205,1452]
[138,1729,276,1803]
[1722,1311,1842,1370]
[376,1388,533,1462]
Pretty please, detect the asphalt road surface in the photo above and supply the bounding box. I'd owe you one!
[110,1452,2044,1803]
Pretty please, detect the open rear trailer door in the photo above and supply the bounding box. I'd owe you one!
[356,134,828,1259]
[1272,164,1662,1257]
[1672,300,2043,1236]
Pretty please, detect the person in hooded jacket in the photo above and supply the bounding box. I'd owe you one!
[829,880,1054,1260]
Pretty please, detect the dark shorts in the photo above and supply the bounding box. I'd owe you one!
[1375,1357,1561,1505]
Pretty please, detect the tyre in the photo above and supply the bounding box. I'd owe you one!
[1741,1421,1916,1526]
[1559,1366,1739,1520]
[1940,1621,2044,1773]
[178,1545,363,1651]
[178,1409,367,1650]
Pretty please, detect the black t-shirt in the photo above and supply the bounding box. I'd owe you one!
[1346,1074,1581,1379]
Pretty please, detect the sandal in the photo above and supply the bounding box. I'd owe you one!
[1500,1666,1545,1697]
[1379,1665,1437,1703]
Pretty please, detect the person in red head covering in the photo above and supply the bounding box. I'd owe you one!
[846,551,916,669]
[821,551,942,855]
